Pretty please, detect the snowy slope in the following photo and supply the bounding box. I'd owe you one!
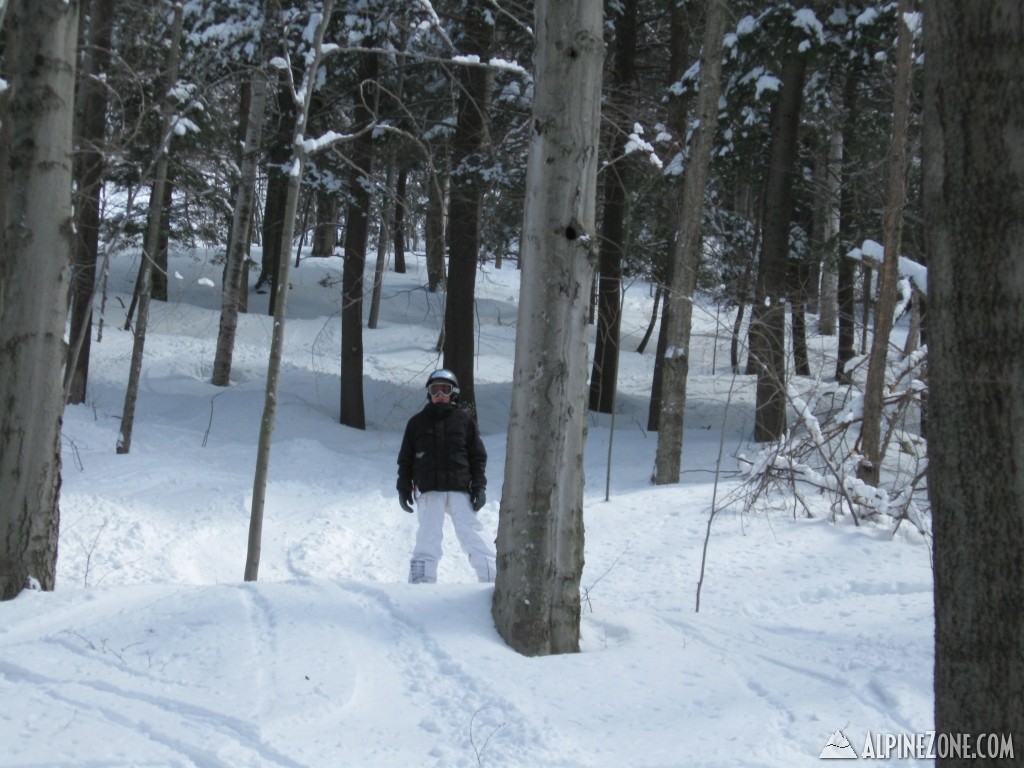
[0,248,934,767]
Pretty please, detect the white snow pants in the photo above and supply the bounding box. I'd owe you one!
[409,491,496,583]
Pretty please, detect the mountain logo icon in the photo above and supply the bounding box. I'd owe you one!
[819,729,858,759]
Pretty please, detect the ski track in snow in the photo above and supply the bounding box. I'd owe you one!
[1,589,301,766]
[343,583,566,767]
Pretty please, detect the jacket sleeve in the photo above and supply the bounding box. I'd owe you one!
[467,418,487,491]
[397,420,415,492]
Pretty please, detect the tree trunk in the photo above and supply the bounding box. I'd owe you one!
[65,0,115,405]
[339,48,377,430]
[492,0,602,657]
[0,0,79,599]
[393,164,408,273]
[213,63,269,387]
[925,0,1024,758]
[368,144,396,330]
[256,76,294,312]
[790,290,810,376]
[588,0,637,415]
[311,189,339,256]
[732,226,759,374]
[835,71,859,382]
[646,0,694,433]
[730,298,747,373]
[636,284,661,354]
[789,230,813,377]
[859,264,872,354]
[653,0,728,484]
[818,268,838,334]
[817,105,842,336]
[902,285,922,357]
[246,0,335,582]
[152,178,172,302]
[858,0,915,486]
[751,48,807,443]
[425,168,445,291]
[116,2,184,455]
[442,8,492,413]
[647,287,670,432]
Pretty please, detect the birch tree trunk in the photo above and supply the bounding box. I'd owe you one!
[0,0,79,599]
[857,0,915,486]
[116,2,184,454]
[652,0,728,485]
[213,64,269,387]
[245,0,335,581]
[925,1,1024,757]
[492,0,603,657]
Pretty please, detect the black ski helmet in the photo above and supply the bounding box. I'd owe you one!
[425,369,460,400]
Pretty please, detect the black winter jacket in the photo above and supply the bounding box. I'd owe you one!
[397,402,486,495]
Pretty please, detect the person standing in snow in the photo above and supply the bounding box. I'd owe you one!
[397,369,496,583]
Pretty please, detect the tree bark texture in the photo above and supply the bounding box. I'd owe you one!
[858,0,915,486]
[924,1,1024,761]
[442,7,492,413]
[646,0,693,433]
[835,71,859,382]
[790,289,810,376]
[816,107,842,336]
[647,264,670,431]
[256,77,294,310]
[751,48,807,442]
[368,147,397,330]
[588,0,637,415]
[0,0,79,599]
[492,0,603,657]
[789,203,815,377]
[653,0,728,484]
[66,0,115,405]
[425,168,445,291]
[152,178,172,302]
[339,48,377,431]
[393,165,408,273]
[310,191,338,257]
[213,65,269,387]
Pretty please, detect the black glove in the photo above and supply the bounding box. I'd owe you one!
[399,489,414,513]
[470,488,486,512]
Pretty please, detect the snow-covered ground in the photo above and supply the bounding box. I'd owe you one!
[0,247,934,766]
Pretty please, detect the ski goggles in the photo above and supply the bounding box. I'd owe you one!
[427,382,453,396]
